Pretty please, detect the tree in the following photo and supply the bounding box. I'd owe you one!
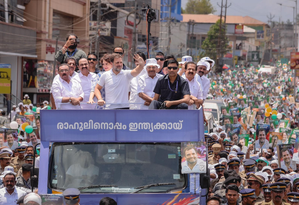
[184,0,216,14]
[201,19,229,71]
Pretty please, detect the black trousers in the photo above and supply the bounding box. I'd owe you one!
[149,100,188,109]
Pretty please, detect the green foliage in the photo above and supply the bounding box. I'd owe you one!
[184,0,216,14]
[201,19,230,61]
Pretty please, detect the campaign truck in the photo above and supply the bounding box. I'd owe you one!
[38,109,208,205]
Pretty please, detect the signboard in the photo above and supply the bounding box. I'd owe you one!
[40,110,205,142]
[235,24,244,34]
[290,52,299,69]
[0,64,11,94]
[251,51,259,62]
[256,30,264,40]
[89,21,111,36]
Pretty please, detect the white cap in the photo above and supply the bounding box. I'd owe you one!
[43,100,49,105]
[1,166,16,178]
[18,135,24,140]
[219,158,228,164]
[24,193,42,205]
[197,60,211,71]
[179,56,193,64]
[145,58,160,68]
[256,171,268,182]
[228,151,237,157]
[262,166,273,176]
[231,145,241,153]
[20,141,29,146]
[24,94,29,98]
[29,104,33,107]
[12,105,16,108]
[270,160,278,165]
[201,56,215,68]
[18,102,23,106]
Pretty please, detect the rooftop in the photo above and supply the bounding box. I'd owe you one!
[182,14,267,26]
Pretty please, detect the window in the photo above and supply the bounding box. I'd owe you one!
[52,12,73,41]
[50,143,186,193]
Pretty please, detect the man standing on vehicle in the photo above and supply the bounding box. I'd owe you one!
[113,47,128,70]
[155,52,165,75]
[73,58,100,109]
[55,34,87,64]
[149,59,190,109]
[182,62,204,109]
[196,60,211,100]
[51,64,84,109]
[137,58,163,109]
[181,145,206,173]
[94,54,145,109]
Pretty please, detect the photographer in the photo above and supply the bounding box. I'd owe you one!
[55,34,87,65]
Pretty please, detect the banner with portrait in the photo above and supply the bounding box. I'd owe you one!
[181,142,207,174]
[278,144,296,171]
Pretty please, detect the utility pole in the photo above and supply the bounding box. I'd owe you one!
[96,0,101,70]
[132,1,137,55]
[267,13,275,63]
[167,0,172,55]
[187,20,191,56]
[216,0,223,72]
[191,20,195,58]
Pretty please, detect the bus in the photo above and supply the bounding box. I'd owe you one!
[38,109,208,205]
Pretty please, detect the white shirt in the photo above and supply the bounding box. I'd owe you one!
[183,76,203,110]
[181,159,206,174]
[137,73,162,110]
[73,72,99,109]
[98,69,134,108]
[129,68,147,109]
[66,163,99,187]
[0,187,26,205]
[201,75,210,100]
[50,72,78,93]
[51,76,84,110]
[3,141,18,151]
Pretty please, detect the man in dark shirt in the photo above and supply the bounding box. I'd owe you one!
[149,59,190,109]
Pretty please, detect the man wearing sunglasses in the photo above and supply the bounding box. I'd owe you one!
[149,59,190,109]
[113,47,128,70]
[155,52,165,75]
[87,53,100,74]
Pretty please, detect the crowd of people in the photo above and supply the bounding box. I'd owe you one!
[1,33,299,204]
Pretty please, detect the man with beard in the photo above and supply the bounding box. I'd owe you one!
[149,59,190,109]
[181,145,206,173]
[247,173,265,203]
[255,129,270,150]
[195,60,210,101]
[225,185,240,205]
[94,54,145,109]
[265,147,276,161]
[281,148,296,171]
[182,62,203,109]
[51,64,84,109]
[113,47,128,70]
[240,189,257,205]
[0,172,26,205]
[137,58,163,109]
[74,58,100,109]
[55,34,87,64]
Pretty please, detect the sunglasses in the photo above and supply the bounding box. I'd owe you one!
[114,52,123,55]
[155,58,165,61]
[88,58,97,61]
[168,67,178,70]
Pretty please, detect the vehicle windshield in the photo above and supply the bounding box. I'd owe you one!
[50,143,186,193]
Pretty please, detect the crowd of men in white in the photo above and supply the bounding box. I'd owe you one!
[51,51,213,110]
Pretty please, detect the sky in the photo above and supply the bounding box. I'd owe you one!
[181,0,297,24]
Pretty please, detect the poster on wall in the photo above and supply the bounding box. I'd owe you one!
[0,64,11,94]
